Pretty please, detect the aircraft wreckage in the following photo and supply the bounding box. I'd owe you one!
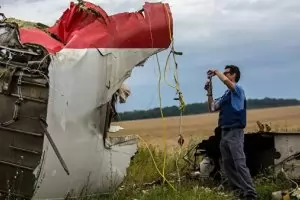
[0,1,173,199]
[185,125,300,184]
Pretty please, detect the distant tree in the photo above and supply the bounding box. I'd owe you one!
[117,98,300,121]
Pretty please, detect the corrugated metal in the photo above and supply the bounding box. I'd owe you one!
[0,73,47,199]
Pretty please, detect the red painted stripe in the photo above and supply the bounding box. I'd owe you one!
[19,1,173,53]
[19,28,63,54]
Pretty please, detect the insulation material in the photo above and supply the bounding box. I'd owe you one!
[117,83,131,103]
[109,126,125,133]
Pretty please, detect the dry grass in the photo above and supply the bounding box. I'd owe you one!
[100,106,300,200]
[112,106,300,149]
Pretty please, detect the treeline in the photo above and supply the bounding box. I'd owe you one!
[118,98,300,121]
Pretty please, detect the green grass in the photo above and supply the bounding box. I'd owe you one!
[96,184,231,200]
[84,140,295,200]
[5,18,49,29]
[91,143,234,199]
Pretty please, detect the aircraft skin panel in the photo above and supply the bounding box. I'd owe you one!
[0,1,173,198]
[32,48,160,199]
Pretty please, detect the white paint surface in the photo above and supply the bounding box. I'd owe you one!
[32,48,162,199]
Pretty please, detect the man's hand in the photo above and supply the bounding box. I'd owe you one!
[207,69,216,77]
[211,69,236,91]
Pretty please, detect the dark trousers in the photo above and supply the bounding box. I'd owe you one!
[220,128,257,199]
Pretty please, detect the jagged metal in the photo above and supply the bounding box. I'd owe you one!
[0,21,50,199]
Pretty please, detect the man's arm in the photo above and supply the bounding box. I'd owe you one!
[208,93,222,112]
[205,78,214,112]
[213,70,236,92]
[211,98,222,112]
[205,80,221,112]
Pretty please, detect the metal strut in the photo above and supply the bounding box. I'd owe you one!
[39,118,70,175]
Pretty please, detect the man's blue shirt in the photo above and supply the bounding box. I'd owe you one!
[216,84,245,111]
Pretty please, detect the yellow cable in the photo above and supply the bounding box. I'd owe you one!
[163,4,186,112]
[163,5,176,90]
[163,51,176,89]
[127,3,179,192]
[155,53,168,184]
[157,4,186,185]
[136,134,176,191]
[135,4,186,191]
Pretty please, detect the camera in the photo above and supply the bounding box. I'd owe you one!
[207,70,214,79]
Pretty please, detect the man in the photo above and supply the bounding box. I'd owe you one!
[204,65,257,200]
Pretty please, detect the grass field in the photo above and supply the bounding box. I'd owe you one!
[100,106,300,200]
[113,106,300,149]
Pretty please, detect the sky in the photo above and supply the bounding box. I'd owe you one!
[1,0,300,112]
